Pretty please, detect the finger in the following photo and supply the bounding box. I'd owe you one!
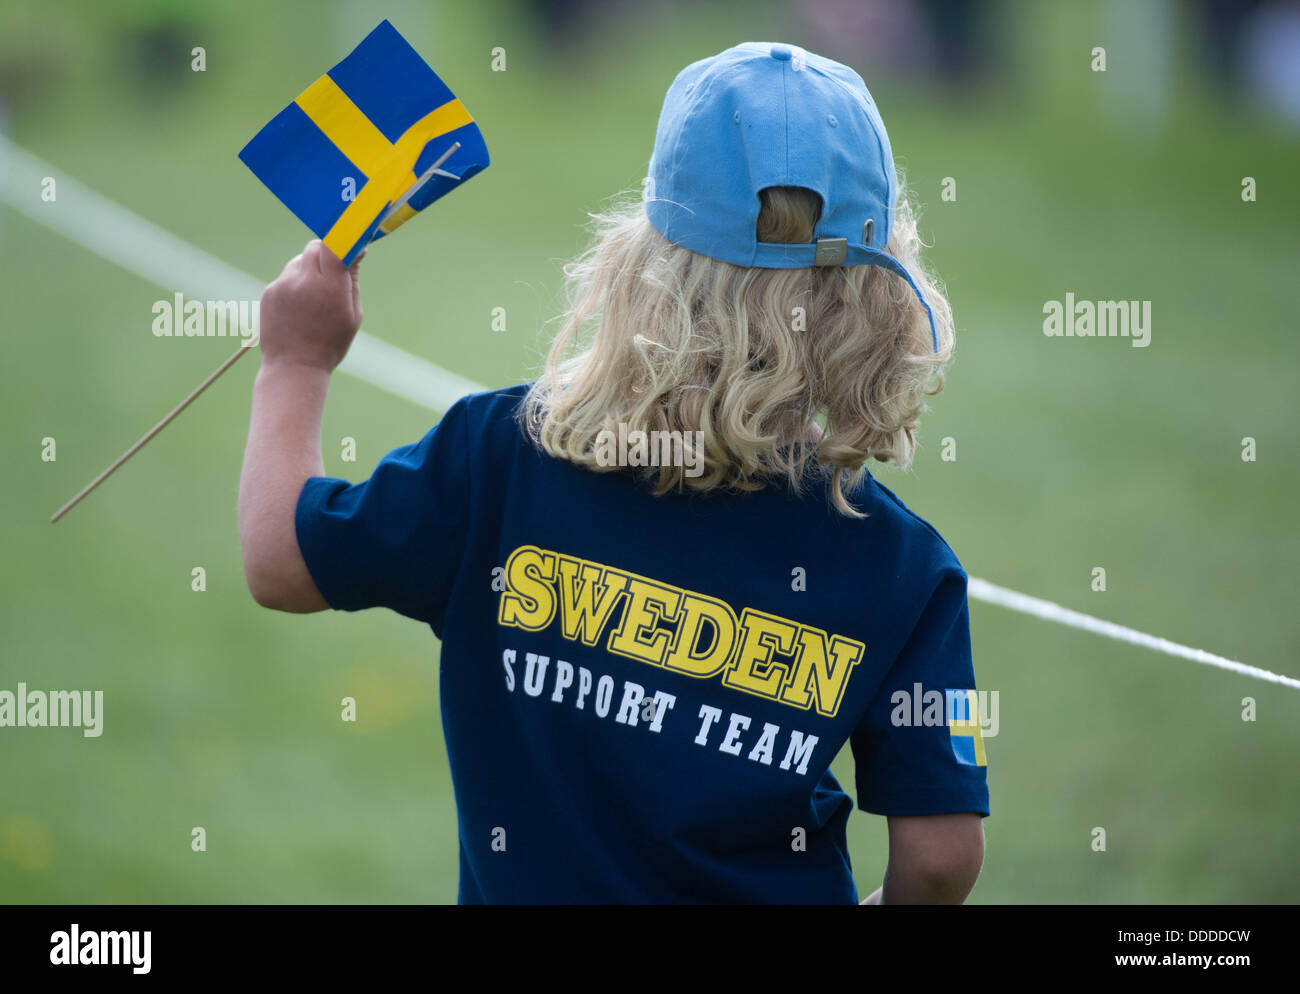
[276,259,302,285]
[317,241,347,275]
[348,252,365,324]
[302,239,324,274]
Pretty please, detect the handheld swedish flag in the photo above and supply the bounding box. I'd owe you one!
[239,20,489,266]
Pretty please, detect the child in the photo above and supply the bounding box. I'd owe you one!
[239,42,988,904]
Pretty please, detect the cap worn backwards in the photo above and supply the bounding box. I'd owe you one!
[645,42,939,353]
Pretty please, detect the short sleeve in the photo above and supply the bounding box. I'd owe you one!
[294,398,470,628]
[851,569,991,817]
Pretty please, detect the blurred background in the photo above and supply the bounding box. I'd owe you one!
[1,0,1297,903]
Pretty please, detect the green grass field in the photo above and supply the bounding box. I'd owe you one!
[2,0,1297,903]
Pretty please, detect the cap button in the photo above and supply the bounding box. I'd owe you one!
[770,44,792,62]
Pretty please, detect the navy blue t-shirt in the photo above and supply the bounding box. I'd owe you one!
[295,384,989,904]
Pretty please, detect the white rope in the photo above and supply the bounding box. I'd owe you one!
[967,578,1299,690]
[3,133,1294,691]
[0,133,478,412]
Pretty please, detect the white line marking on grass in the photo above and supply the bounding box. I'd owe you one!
[3,133,1294,690]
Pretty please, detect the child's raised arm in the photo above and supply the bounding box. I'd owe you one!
[238,240,364,613]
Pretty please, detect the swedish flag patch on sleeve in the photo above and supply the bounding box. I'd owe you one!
[946,688,988,767]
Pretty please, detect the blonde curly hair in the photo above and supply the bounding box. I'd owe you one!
[520,183,954,516]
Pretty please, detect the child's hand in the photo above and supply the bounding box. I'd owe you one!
[257,239,365,372]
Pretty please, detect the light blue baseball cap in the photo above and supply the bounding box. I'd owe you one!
[646,42,940,352]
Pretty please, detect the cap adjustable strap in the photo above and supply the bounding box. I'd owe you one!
[813,237,847,266]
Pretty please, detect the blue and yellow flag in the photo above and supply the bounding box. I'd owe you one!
[946,689,987,767]
[239,19,488,265]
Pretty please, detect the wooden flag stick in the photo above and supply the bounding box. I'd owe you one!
[49,342,257,523]
[378,141,460,226]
